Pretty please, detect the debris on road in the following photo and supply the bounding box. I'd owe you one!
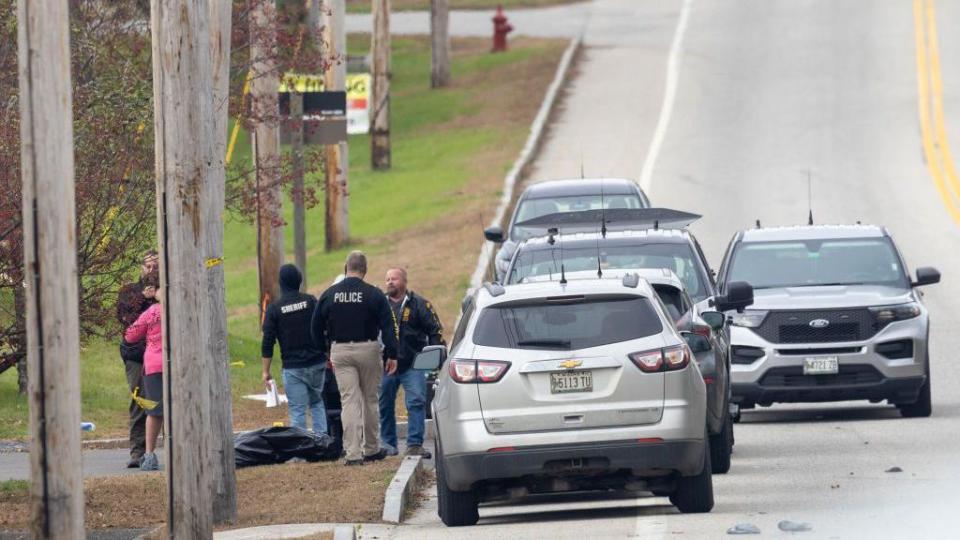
[778,520,813,532]
[885,466,904,473]
[727,523,761,534]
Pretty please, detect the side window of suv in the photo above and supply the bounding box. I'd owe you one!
[450,300,475,351]
[690,236,717,291]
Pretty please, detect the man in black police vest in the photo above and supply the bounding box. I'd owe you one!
[312,251,398,465]
[379,268,444,459]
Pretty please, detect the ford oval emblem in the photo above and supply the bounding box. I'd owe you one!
[809,319,830,328]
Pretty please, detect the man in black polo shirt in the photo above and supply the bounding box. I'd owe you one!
[262,264,327,433]
[313,251,398,465]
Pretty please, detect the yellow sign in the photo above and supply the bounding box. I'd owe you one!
[279,73,370,100]
[558,360,583,370]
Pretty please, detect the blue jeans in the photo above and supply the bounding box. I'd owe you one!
[282,364,327,434]
[379,368,427,448]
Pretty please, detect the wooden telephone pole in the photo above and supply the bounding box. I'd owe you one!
[323,0,350,248]
[207,0,238,524]
[251,0,285,310]
[150,0,216,536]
[430,0,451,88]
[17,0,85,537]
[371,0,391,169]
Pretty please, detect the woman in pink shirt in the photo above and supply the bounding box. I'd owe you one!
[124,275,163,471]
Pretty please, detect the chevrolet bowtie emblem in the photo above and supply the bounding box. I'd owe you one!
[559,359,583,369]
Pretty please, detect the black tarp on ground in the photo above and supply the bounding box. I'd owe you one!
[234,426,342,468]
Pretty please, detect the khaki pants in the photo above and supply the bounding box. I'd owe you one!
[331,341,383,461]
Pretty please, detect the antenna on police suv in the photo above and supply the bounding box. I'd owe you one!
[806,169,814,225]
[549,227,567,285]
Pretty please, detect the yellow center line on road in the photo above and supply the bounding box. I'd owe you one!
[914,0,960,225]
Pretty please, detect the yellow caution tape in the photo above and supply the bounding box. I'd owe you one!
[132,386,159,411]
[230,360,246,368]
[205,257,224,268]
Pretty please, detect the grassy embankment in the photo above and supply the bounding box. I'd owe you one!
[0,35,566,440]
[346,0,583,13]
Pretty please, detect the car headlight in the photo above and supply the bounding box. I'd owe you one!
[869,303,921,324]
[729,310,768,328]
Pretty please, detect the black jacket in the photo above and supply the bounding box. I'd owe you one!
[262,266,325,369]
[390,291,445,372]
[312,276,399,361]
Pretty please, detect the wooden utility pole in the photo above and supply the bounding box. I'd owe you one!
[290,91,307,285]
[17,0,85,537]
[251,0,284,309]
[371,0,391,169]
[323,0,350,248]
[430,0,451,88]
[150,0,215,537]
[207,0,238,524]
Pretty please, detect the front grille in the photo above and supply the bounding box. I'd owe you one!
[759,365,883,388]
[777,347,863,356]
[753,309,875,344]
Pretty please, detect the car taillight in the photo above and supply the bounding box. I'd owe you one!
[448,359,511,383]
[629,345,690,373]
[692,324,711,339]
[628,350,663,373]
[663,345,690,370]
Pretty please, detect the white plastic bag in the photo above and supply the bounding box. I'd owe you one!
[265,379,280,408]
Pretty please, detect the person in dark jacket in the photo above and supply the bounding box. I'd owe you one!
[262,264,328,433]
[116,249,159,468]
[379,268,444,458]
[312,251,398,465]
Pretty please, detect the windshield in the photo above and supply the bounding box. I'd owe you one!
[472,296,663,350]
[510,194,643,241]
[727,238,909,289]
[507,242,711,301]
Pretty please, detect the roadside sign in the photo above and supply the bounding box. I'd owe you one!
[279,72,370,137]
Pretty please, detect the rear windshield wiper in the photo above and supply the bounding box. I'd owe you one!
[517,339,571,349]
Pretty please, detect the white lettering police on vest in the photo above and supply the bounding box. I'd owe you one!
[334,291,364,303]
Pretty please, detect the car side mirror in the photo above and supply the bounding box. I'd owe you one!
[700,311,725,330]
[913,267,941,287]
[414,345,447,371]
[680,332,711,353]
[484,226,505,243]
[716,281,754,313]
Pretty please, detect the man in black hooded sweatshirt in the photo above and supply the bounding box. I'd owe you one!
[262,264,328,433]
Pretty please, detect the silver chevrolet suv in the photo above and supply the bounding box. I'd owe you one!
[717,225,940,418]
[413,276,716,527]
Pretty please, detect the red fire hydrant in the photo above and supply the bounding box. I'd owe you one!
[492,5,513,52]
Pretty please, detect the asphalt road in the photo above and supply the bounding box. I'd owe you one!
[384,0,960,538]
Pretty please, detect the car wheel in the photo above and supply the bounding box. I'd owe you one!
[670,433,715,514]
[898,356,932,418]
[709,415,733,474]
[436,438,479,527]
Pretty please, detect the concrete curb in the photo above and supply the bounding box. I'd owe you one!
[382,455,425,523]
[467,33,584,293]
[333,525,355,540]
[212,523,355,540]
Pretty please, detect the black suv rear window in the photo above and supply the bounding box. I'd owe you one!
[472,296,663,350]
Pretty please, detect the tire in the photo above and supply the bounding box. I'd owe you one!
[436,438,479,527]
[709,415,733,474]
[898,358,932,418]
[670,435,715,514]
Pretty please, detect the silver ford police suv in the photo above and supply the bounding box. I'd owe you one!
[414,276,722,527]
[718,225,940,418]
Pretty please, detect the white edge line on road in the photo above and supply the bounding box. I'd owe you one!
[466,35,583,295]
[638,0,694,194]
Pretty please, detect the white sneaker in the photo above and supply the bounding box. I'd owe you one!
[139,452,160,471]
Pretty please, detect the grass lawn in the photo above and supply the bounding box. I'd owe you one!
[0,458,400,531]
[346,0,584,14]
[0,35,566,440]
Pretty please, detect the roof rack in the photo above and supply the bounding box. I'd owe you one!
[515,208,701,230]
[482,282,505,297]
